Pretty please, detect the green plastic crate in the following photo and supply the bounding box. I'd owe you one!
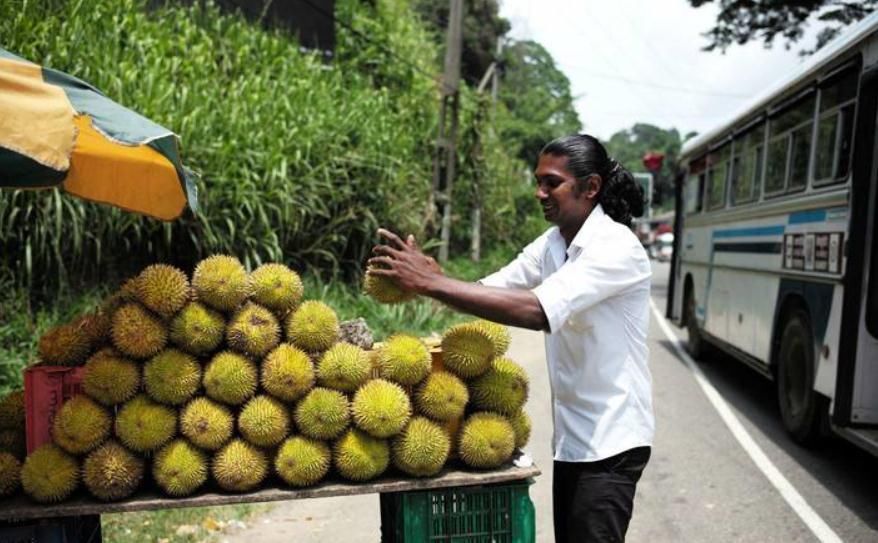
[380,479,536,542]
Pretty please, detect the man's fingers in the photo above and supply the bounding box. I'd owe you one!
[406,234,420,251]
[377,228,407,250]
[372,245,401,258]
[367,256,396,272]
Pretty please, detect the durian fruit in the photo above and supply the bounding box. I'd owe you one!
[470,357,529,415]
[458,412,515,469]
[351,379,411,438]
[192,255,251,312]
[180,397,234,451]
[508,409,532,449]
[136,264,191,319]
[118,276,141,302]
[0,390,25,431]
[20,444,79,503]
[285,300,339,352]
[0,429,25,459]
[226,303,281,358]
[143,349,202,405]
[414,371,469,422]
[52,395,113,455]
[74,310,112,348]
[317,342,372,393]
[475,319,511,357]
[212,439,268,492]
[153,439,209,497]
[238,395,290,448]
[0,451,21,497]
[111,302,168,359]
[114,395,177,453]
[82,440,144,501]
[203,351,258,406]
[275,436,331,487]
[261,343,315,402]
[169,302,225,355]
[334,428,390,482]
[392,416,450,477]
[441,322,496,379]
[38,322,92,365]
[251,263,304,314]
[82,351,140,406]
[376,335,431,386]
[294,387,350,440]
[363,268,415,304]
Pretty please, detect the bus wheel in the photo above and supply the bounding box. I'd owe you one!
[685,288,707,359]
[776,310,828,444]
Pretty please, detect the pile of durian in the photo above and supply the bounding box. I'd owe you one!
[0,255,531,504]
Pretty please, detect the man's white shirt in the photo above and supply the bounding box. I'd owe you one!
[480,204,654,462]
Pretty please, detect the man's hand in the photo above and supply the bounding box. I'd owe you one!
[368,228,443,294]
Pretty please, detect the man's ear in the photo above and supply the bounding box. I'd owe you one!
[584,174,602,200]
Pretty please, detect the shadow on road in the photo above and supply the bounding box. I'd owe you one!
[654,338,878,531]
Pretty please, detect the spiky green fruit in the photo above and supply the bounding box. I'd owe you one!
[334,428,390,482]
[286,301,339,352]
[111,302,168,359]
[52,395,112,455]
[238,395,290,447]
[115,395,177,453]
[136,264,190,319]
[38,322,92,366]
[0,390,25,431]
[226,303,281,357]
[441,322,495,379]
[392,417,450,477]
[0,452,21,497]
[351,379,411,438]
[144,349,202,406]
[275,436,331,487]
[75,311,112,347]
[153,439,209,497]
[82,440,144,501]
[414,371,469,422]
[317,343,372,392]
[180,397,234,451]
[363,269,415,304]
[20,444,79,503]
[294,388,350,440]
[458,412,515,469]
[0,429,25,459]
[212,439,268,492]
[508,410,532,449]
[192,255,251,312]
[203,351,258,406]
[470,357,529,415]
[169,302,225,355]
[251,263,304,314]
[261,344,315,402]
[82,351,140,406]
[475,320,511,357]
[376,335,431,386]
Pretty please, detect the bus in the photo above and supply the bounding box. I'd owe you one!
[667,12,878,455]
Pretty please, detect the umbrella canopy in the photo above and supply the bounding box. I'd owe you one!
[0,48,197,221]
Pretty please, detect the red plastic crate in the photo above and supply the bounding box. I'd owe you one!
[24,366,86,454]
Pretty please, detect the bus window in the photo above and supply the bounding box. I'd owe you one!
[685,173,705,214]
[767,93,816,196]
[815,68,858,184]
[732,123,765,204]
[707,144,730,210]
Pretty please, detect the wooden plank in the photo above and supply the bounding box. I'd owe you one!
[0,464,540,521]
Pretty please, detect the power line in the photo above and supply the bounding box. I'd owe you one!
[560,63,750,98]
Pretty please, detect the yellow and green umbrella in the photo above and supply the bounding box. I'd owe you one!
[0,48,197,221]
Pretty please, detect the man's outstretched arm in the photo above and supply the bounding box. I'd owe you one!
[368,229,549,331]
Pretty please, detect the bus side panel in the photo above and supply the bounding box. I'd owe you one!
[728,270,779,361]
[815,285,844,399]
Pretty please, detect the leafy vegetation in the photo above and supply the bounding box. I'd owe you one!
[102,503,269,543]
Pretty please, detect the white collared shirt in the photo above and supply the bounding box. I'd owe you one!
[480,204,654,462]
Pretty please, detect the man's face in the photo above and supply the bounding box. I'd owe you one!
[534,153,597,226]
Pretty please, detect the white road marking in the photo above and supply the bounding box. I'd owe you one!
[649,299,843,543]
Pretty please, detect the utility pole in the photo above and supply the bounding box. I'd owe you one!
[469,41,501,262]
[431,0,463,264]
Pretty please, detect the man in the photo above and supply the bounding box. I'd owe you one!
[369,134,653,542]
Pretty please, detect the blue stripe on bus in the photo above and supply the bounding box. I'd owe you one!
[788,209,827,224]
[713,225,785,239]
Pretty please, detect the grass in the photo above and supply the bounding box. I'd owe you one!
[101,504,270,543]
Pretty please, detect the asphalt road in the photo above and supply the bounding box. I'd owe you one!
[219,261,877,542]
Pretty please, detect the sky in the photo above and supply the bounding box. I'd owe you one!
[499,0,824,141]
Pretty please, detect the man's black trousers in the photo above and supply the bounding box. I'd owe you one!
[553,446,651,543]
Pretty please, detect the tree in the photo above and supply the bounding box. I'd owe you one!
[690,0,877,54]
